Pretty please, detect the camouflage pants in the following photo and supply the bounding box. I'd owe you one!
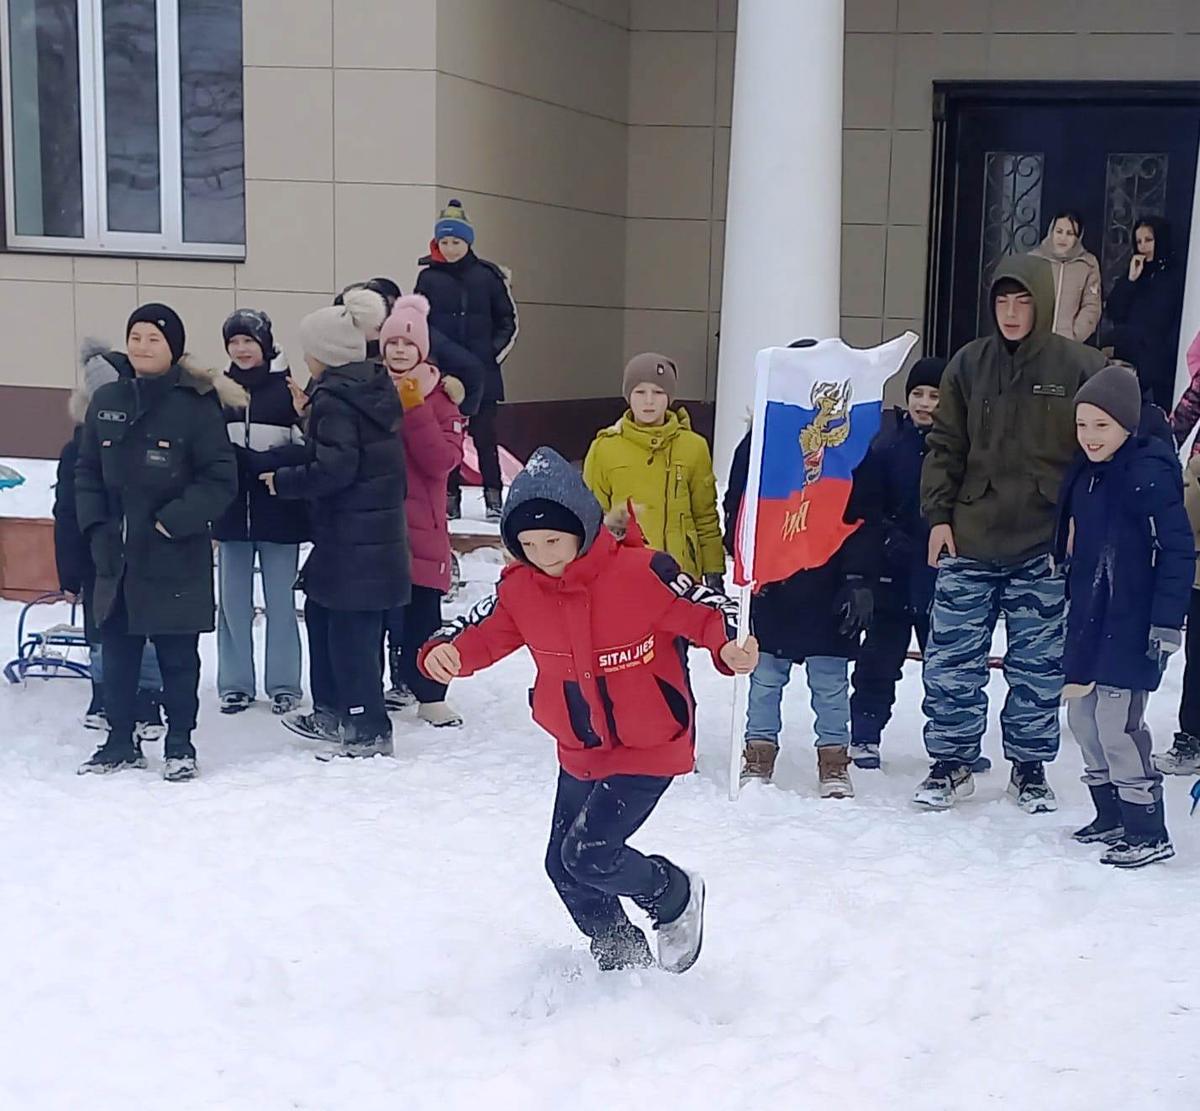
[922,554,1065,765]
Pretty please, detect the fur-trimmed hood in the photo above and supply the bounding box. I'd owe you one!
[72,338,248,422]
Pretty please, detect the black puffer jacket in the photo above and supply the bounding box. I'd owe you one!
[415,249,517,405]
[75,356,241,635]
[723,430,882,662]
[269,362,410,612]
[213,355,309,544]
[54,428,89,597]
[1109,261,1185,411]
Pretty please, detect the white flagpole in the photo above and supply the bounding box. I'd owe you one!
[727,582,753,801]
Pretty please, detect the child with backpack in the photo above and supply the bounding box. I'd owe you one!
[1057,365,1194,867]
[420,448,757,973]
[583,352,725,588]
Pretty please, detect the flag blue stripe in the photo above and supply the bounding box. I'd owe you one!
[758,399,882,497]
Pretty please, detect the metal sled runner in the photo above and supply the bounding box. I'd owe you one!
[4,592,91,684]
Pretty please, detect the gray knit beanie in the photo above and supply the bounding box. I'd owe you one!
[1075,363,1142,433]
[298,288,387,368]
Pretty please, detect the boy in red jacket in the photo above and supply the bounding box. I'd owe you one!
[380,294,466,727]
[421,447,758,974]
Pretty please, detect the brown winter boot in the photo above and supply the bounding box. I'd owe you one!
[741,739,778,783]
[817,746,855,799]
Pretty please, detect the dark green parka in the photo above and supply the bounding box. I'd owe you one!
[921,254,1106,563]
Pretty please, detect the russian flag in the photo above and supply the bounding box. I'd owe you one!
[734,332,919,588]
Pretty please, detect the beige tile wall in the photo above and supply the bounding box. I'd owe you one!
[841,0,1200,387]
[622,0,727,404]
[434,0,631,405]
[11,0,1200,422]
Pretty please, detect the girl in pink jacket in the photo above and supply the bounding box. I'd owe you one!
[380,294,466,727]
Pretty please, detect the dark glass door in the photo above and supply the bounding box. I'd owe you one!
[928,84,1200,357]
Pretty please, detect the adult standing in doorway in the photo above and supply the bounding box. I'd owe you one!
[1108,215,1185,412]
[416,199,518,522]
[915,255,1106,813]
[1029,210,1102,343]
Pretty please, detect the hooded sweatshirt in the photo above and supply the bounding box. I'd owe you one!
[419,447,736,780]
[921,253,1106,564]
[1029,227,1102,342]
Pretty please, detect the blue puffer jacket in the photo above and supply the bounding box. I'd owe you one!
[1054,435,1194,691]
[861,409,937,616]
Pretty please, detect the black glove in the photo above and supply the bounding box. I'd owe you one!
[836,576,874,639]
[703,572,726,594]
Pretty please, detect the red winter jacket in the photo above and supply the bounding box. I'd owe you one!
[401,376,464,592]
[420,526,736,779]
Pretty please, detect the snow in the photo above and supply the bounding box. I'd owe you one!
[1,549,1199,1108]
[0,457,56,518]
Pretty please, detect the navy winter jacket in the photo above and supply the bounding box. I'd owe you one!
[1055,435,1194,691]
[860,409,937,616]
[415,249,517,406]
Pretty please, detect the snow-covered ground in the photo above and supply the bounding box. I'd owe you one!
[1,476,1198,1107]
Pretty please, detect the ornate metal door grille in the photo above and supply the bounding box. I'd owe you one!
[1100,152,1168,295]
[977,152,1044,335]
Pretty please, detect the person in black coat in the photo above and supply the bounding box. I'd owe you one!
[75,305,241,780]
[415,199,518,520]
[723,413,882,796]
[54,343,164,733]
[336,277,486,415]
[1108,216,1185,412]
[256,290,410,758]
[1056,366,1194,867]
[848,358,950,771]
[213,309,307,716]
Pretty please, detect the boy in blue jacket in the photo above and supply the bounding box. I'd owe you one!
[849,357,952,769]
[1057,365,1195,868]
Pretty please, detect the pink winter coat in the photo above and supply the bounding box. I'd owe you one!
[401,375,465,592]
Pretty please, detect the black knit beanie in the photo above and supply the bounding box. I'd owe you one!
[127,303,186,364]
[502,497,586,555]
[906,356,947,396]
[222,308,275,363]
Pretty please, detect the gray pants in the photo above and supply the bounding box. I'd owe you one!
[217,541,302,700]
[1066,686,1163,806]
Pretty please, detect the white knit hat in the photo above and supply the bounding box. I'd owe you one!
[299,288,387,368]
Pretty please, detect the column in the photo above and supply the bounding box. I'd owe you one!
[1174,141,1200,420]
[713,0,845,478]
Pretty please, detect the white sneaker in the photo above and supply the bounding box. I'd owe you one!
[418,701,463,728]
[656,870,705,974]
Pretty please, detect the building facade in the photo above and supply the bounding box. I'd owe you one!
[3,0,1200,460]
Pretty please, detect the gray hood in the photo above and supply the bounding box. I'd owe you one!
[500,447,603,562]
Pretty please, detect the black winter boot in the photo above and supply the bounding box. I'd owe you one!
[78,738,147,775]
[447,490,462,520]
[484,488,503,521]
[1073,783,1124,844]
[1101,799,1174,868]
[163,735,198,782]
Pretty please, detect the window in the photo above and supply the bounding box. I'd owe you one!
[1,0,243,257]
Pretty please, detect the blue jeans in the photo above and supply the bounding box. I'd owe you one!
[217,541,302,699]
[922,554,1065,765]
[745,653,850,748]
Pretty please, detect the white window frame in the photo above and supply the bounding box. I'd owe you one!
[0,0,244,258]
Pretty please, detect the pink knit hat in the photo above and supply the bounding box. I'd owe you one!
[379,294,431,362]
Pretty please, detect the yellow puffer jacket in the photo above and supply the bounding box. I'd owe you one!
[583,408,724,578]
